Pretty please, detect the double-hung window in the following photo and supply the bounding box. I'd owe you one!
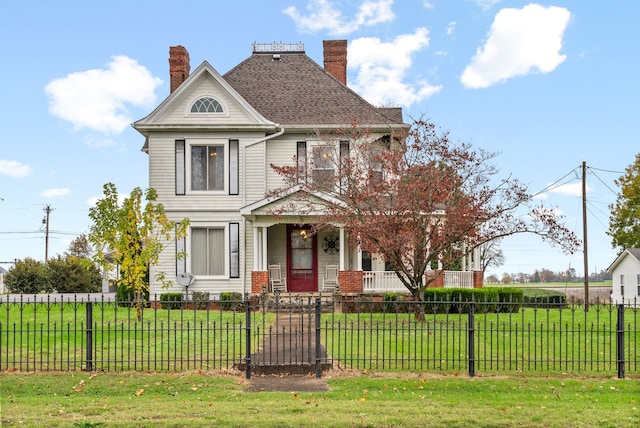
[188,223,239,278]
[192,145,224,191]
[175,139,239,195]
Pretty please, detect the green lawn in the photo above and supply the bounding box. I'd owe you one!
[2,301,638,376]
[321,304,639,375]
[1,371,638,427]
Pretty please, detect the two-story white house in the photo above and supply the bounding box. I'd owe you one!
[133,41,482,298]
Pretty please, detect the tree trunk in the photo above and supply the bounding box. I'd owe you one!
[411,288,426,322]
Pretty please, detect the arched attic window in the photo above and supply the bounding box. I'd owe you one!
[190,97,224,113]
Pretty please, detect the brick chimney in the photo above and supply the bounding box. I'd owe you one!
[323,40,347,85]
[169,45,190,93]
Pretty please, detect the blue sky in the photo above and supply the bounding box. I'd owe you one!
[1,0,637,279]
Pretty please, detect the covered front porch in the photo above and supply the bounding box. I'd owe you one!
[246,222,483,294]
[241,187,483,295]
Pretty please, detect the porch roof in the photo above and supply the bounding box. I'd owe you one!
[240,184,345,222]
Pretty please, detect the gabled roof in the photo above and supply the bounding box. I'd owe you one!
[133,61,277,136]
[607,248,640,272]
[223,51,406,128]
[240,184,346,220]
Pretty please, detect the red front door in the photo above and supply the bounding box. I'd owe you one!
[287,225,317,292]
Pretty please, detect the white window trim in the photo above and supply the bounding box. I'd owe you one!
[187,223,230,279]
[186,138,229,195]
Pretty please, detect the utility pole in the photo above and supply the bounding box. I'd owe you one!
[582,162,589,311]
[43,205,52,261]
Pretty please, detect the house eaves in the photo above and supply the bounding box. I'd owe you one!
[607,248,640,272]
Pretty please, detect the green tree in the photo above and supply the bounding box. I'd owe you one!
[46,255,101,293]
[5,258,50,294]
[65,234,93,259]
[88,183,189,318]
[608,153,640,251]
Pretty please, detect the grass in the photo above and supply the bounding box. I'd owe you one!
[0,302,275,371]
[1,371,638,427]
[1,300,638,376]
[321,304,639,375]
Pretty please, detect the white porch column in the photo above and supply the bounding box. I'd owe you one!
[253,226,260,271]
[261,226,268,271]
[473,247,481,270]
[339,227,345,270]
[357,246,362,270]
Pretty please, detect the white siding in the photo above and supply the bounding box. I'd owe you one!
[610,254,640,305]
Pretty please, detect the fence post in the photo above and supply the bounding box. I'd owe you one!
[315,298,322,379]
[85,302,93,372]
[245,296,252,380]
[616,304,625,379]
[468,302,475,377]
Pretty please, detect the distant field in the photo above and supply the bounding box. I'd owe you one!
[486,281,612,288]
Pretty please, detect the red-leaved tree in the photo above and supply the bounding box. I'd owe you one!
[270,118,579,314]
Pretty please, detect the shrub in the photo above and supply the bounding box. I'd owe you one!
[160,292,183,309]
[496,288,523,313]
[116,283,150,307]
[424,288,524,314]
[220,292,243,311]
[191,291,210,310]
[522,288,566,308]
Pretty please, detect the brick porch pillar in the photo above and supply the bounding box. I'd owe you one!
[473,270,484,288]
[338,270,364,293]
[426,270,444,288]
[251,271,268,294]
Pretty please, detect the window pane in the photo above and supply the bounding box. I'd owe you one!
[207,146,224,191]
[191,146,207,190]
[191,228,208,275]
[209,228,224,275]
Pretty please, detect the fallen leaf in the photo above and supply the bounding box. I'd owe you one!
[135,389,145,396]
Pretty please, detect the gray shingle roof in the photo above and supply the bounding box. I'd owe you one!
[223,52,405,127]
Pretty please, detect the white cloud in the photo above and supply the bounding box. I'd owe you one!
[40,188,70,198]
[0,160,32,178]
[83,135,121,150]
[460,4,571,89]
[45,56,163,134]
[283,0,394,36]
[549,182,587,197]
[349,28,442,107]
[446,21,456,36]
[422,1,435,9]
[467,0,500,10]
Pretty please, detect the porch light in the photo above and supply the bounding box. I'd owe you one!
[299,229,308,240]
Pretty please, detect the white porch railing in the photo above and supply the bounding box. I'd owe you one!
[362,270,475,292]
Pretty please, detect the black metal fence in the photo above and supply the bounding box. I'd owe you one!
[0,293,637,378]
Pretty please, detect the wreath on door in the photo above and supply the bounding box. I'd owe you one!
[322,234,339,254]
